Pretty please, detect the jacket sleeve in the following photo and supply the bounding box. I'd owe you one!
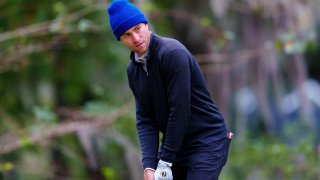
[127,71,159,170]
[159,49,192,163]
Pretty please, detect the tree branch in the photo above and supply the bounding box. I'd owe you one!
[195,46,273,73]
[0,100,133,155]
[0,42,54,73]
[0,2,106,43]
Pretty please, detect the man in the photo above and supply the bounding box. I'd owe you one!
[107,1,232,179]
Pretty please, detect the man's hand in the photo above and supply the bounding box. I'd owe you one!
[155,160,173,180]
[144,169,155,180]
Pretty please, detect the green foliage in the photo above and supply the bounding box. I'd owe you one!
[220,137,320,180]
[0,162,14,173]
[101,167,115,180]
[83,101,118,115]
[19,137,33,148]
[112,114,139,146]
[200,17,211,27]
[54,134,89,179]
[0,0,132,178]
[153,0,179,8]
[33,106,57,124]
[276,31,315,55]
[97,138,129,180]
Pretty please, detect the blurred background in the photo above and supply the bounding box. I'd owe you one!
[0,0,319,179]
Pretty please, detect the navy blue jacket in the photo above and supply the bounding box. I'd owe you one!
[127,33,227,170]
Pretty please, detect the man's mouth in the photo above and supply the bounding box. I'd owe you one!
[136,42,144,48]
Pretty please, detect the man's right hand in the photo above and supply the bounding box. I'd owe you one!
[144,169,155,180]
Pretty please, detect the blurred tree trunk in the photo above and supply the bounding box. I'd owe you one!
[169,0,232,125]
[241,12,277,133]
[291,54,313,124]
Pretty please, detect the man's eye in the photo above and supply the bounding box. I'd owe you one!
[121,34,129,40]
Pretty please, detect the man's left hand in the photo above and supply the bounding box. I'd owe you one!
[154,160,173,180]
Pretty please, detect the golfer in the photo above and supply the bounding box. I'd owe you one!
[107,1,233,179]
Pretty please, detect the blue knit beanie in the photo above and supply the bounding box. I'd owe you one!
[107,0,148,41]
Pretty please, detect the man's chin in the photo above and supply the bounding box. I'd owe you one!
[136,48,147,55]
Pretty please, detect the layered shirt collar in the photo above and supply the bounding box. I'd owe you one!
[134,43,150,73]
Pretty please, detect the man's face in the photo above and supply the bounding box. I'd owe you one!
[120,23,151,56]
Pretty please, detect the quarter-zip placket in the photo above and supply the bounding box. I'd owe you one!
[135,50,150,76]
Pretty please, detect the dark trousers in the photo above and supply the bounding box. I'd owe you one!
[171,137,231,180]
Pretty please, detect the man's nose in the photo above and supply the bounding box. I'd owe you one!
[132,32,139,43]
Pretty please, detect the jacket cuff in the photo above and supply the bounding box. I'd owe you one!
[159,148,176,164]
[142,157,158,170]
[144,168,155,172]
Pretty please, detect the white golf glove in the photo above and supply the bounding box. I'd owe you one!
[155,160,173,180]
